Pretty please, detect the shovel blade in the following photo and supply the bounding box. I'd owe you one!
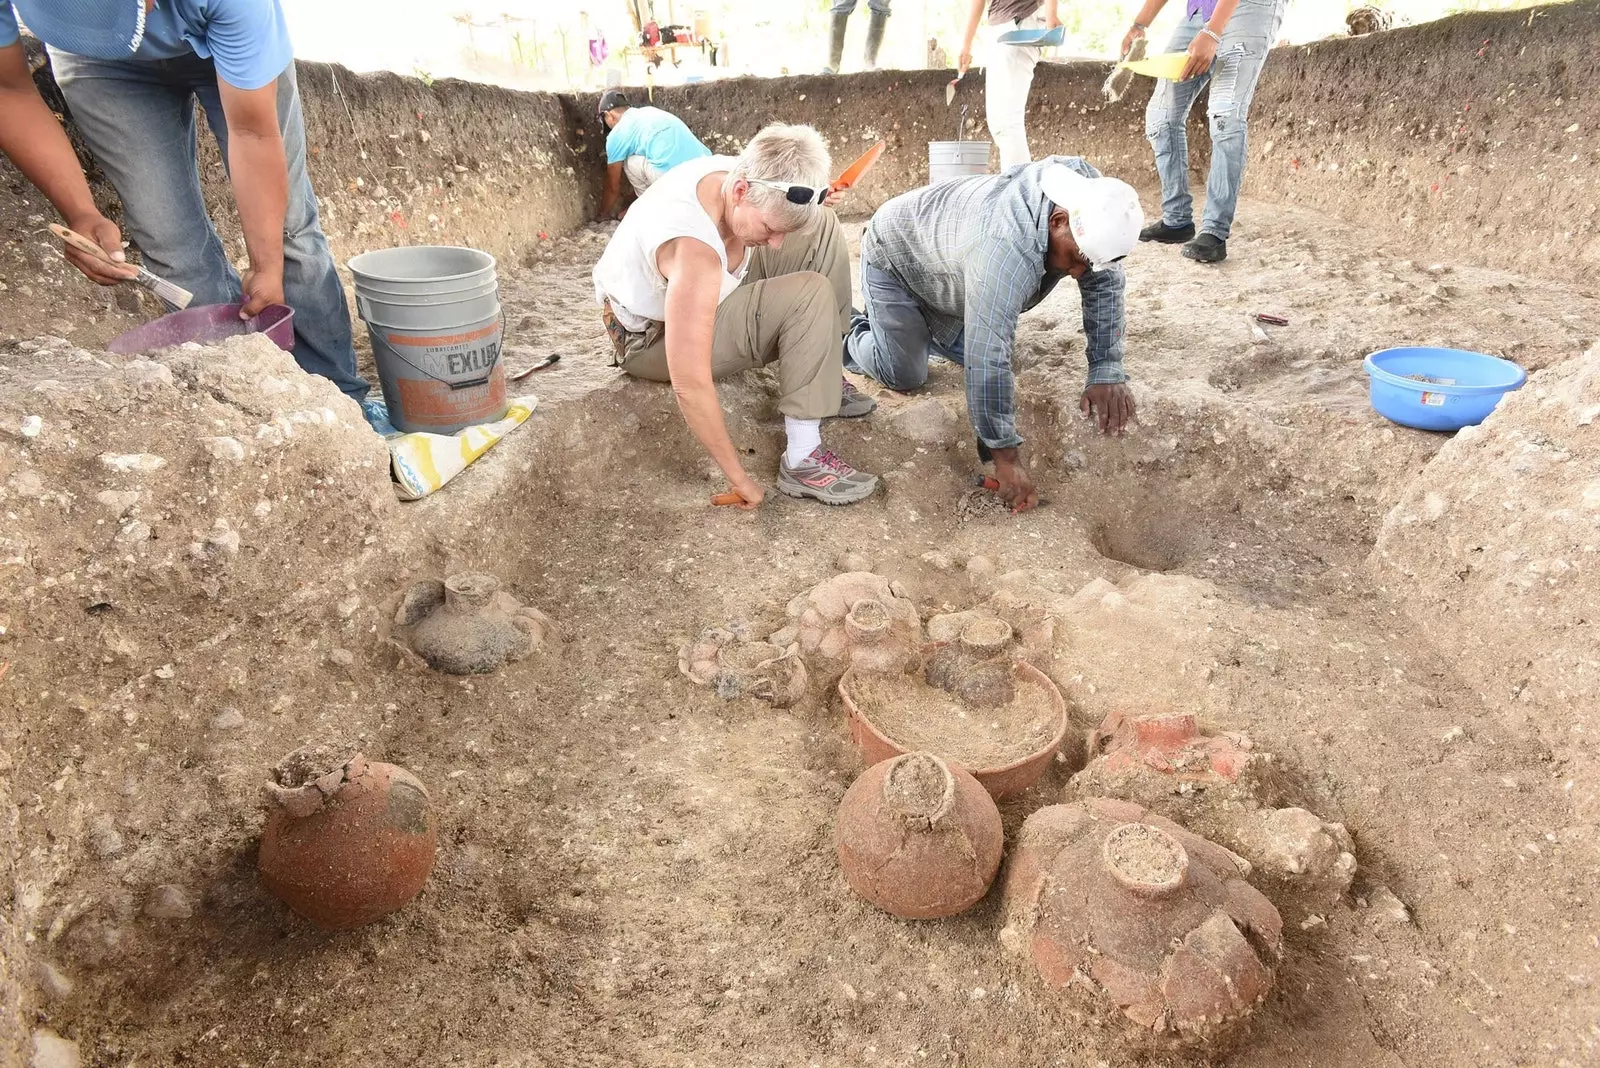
[945,81,956,106]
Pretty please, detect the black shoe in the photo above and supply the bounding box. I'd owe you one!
[1182,233,1227,263]
[1139,220,1195,244]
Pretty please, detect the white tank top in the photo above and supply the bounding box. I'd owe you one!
[593,155,751,332]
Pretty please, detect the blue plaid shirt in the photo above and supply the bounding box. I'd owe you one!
[860,157,1128,450]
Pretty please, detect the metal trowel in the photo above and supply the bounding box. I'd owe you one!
[945,70,964,106]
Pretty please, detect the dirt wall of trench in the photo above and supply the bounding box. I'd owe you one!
[598,1,1600,283]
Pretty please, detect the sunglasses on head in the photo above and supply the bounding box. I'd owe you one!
[745,177,829,205]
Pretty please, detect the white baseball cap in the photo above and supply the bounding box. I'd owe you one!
[1039,164,1144,272]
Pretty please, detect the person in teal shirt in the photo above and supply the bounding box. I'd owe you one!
[0,0,395,433]
[597,89,711,220]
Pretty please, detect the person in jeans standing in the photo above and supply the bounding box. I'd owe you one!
[956,0,1061,171]
[1123,0,1288,263]
[0,0,395,434]
[823,0,889,75]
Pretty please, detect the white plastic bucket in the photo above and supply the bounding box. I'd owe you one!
[928,141,991,184]
[348,246,507,436]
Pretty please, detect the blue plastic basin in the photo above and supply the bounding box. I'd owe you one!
[1362,346,1527,432]
[997,25,1066,46]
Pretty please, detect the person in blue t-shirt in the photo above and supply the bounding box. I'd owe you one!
[597,89,711,221]
[0,0,394,434]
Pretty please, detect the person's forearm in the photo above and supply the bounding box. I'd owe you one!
[1205,0,1241,33]
[0,84,103,225]
[960,0,985,50]
[1043,0,1060,24]
[663,280,747,482]
[1079,268,1128,385]
[227,130,288,277]
[600,165,623,217]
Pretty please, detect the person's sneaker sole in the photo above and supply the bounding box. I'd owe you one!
[1182,240,1227,264]
[776,471,879,505]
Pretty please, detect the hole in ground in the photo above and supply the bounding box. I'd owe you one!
[1089,499,1198,573]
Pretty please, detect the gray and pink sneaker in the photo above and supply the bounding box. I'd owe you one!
[777,447,880,506]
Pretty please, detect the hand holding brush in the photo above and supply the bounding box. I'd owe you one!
[49,223,193,310]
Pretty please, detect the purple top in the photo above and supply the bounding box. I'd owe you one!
[1188,0,1218,18]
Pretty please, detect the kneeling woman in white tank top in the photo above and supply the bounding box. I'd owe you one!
[592,124,881,509]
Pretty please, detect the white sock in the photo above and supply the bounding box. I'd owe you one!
[784,417,821,467]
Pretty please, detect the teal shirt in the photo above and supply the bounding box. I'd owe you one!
[605,107,710,173]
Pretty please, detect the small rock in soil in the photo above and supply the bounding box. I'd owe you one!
[87,815,123,859]
[34,960,74,1000]
[144,884,193,920]
[210,707,246,731]
[835,551,872,573]
[30,1028,80,1068]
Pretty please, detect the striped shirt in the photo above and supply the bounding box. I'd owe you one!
[860,157,1127,450]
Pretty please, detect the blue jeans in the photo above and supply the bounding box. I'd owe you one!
[1144,0,1287,240]
[844,261,964,389]
[50,50,368,401]
[831,0,890,14]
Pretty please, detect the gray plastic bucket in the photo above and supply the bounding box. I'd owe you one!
[928,141,991,184]
[348,245,507,436]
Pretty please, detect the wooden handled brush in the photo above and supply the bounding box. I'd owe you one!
[49,223,194,310]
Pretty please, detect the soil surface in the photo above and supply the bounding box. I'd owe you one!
[4,181,1598,1068]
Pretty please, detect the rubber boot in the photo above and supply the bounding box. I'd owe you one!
[863,11,888,70]
[825,12,849,74]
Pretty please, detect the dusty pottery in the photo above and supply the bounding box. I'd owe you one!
[844,598,918,675]
[678,628,809,708]
[397,572,552,675]
[834,752,1003,919]
[1001,798,1283,1043]
[923,618,1017,707]
[1231,806,1357,905]
[784,571,921,666]
[258,744,438,930]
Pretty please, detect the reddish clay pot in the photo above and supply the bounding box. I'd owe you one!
[834,752,1003,919]
[1001,798,1283,1043]
[840,653,1070,800]
[258,747,438,930]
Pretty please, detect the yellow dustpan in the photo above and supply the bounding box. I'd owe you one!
[1117,52,1192,80]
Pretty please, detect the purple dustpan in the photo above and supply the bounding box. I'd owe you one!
[107,303,295,356]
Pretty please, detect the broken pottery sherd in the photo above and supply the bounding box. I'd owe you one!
[1001,798,1283,1044]
[397,572,552,675]
[258,744,438,930]
[679,627,808,708]
[834,752,1003,919]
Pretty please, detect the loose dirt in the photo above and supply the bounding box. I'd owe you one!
[4,190,1599,1068]
[1103,823,1187,887]
[848,669,1062,770]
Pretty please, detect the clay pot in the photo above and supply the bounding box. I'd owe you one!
[400,572,550,675]
[834,752,1003,919]
[788,571,921,665]
[1000,798,1283,1043]
[258,746,438,930]
[844,598,918,675]
[923,620,1017,708]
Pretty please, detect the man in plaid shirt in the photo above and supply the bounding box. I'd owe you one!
[846,157,1143,512]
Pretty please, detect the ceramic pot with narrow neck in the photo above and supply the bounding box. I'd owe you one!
[258,746,438,930]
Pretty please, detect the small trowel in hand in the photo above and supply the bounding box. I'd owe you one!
[945,70,965,106]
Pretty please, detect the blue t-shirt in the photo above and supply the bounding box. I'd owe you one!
[0,0,292,90]
[605,107,711,173]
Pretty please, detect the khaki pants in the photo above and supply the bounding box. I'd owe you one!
[614,208,853,420]
[623,155,663,195]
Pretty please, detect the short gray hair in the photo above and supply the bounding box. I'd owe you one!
[724,124,831,233]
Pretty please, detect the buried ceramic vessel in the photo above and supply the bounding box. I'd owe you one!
[397,572,552,675]
[258,745,438,930]
[1001,797,1283,1043]
[779,571,921,665]
[923,616,1017,707]
[834,752,1003,919]
[843,598,919,675]
[679,628,809,708]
